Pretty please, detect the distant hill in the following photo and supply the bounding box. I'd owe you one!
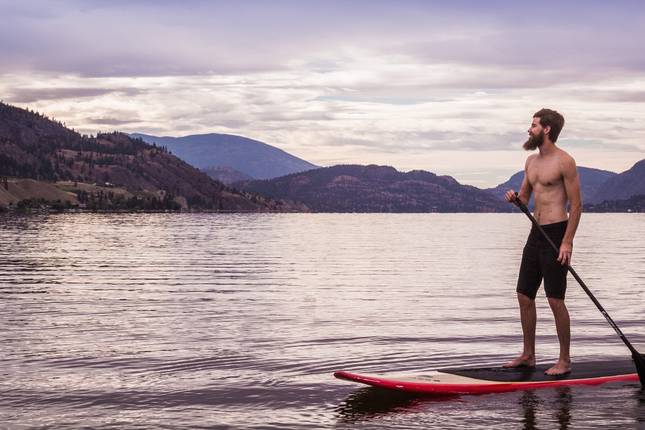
[486,170,530,205]
[487,166,618,205]
[201,166,253,185]
[585,194,645,212]
[0,102,303,211]
[587,159,645,204]
[237,164,508,212]
[131,133,318,180]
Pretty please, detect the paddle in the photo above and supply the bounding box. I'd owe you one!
[512,195,645,386]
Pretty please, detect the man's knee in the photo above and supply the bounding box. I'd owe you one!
[517,292,535,309]
[547,297,567,312]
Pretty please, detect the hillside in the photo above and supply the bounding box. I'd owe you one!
[131,133,318,180]
[237,164,508,212]
[0,102,302,211]
[585,194,645,212]
[588,159,645,204]
[201,166,253,185]
[0,178,78,209]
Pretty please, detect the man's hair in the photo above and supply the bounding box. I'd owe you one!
[534,108,565,143]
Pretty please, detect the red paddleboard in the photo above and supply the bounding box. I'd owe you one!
[334,359,639,395]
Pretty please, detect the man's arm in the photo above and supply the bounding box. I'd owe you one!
[559,155,582,265]
[505,156,533,206]
[517,158,533,206]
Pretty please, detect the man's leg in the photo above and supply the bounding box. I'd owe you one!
[545,297,571,375]
[504,292,537,367]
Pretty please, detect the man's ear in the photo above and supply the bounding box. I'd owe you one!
[543,125,551,137]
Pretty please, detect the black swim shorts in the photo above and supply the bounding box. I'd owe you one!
[516,220,568,300]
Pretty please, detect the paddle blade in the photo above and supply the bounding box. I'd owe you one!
[632,352,645,387]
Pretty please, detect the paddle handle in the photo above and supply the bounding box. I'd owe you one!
[513,196,641,358]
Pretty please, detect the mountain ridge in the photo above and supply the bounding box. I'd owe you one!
[131,132,318,180]
[237,164,509,212]
[0,102,303,211]
[588,159,645,204]
[2,102,642,213]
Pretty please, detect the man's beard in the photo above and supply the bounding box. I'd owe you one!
[523,130,545,151]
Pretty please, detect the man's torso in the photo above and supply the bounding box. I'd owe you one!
[526,150,570,225]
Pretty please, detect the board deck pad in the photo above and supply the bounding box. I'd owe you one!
[334,359,639,395]
[441,359,636,382]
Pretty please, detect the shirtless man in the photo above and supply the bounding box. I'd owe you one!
[504,108,582,376]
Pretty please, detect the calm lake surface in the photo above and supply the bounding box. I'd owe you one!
[1,213,644,429]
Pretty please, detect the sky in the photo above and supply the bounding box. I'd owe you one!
[2,0,644,187]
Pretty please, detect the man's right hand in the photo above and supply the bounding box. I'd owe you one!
[505,189,520,206]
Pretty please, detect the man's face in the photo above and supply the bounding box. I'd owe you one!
[523,117,545,151]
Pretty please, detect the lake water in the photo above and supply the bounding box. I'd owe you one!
[1,213,644,429]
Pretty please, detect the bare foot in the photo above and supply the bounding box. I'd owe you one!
[545,360,571,376]
[503,355,535,368]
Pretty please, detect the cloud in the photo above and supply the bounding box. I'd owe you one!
[1,1,644,187]
[581,90,645,103]
[559,138,642,152]
[7,87,142,103]
[87,116,141,126]
[2,1,644,78]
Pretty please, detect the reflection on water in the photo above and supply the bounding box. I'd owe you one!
[1,213,644,429]
[554,387,573,430]
[336,387,458,424]
[335,384,640,430]
[334,387,573,430]
[518,388,572,430]
[635,388,645,427]
[519,390,540,429]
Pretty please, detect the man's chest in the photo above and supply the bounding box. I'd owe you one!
[527,161,563,188]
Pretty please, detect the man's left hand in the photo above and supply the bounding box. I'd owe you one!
[557,242,573,266]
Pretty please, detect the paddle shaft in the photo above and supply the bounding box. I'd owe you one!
[514,199,641,358]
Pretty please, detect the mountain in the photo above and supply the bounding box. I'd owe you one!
[201,166,253,185]
[237,164,508,212]
[486,170,526,202]
[0,102,303,211]
[131,133,318,180]
[585,194,645,212]
[588,159,645,204]
[487,166,618,205]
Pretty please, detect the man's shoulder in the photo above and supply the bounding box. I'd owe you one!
[556,147,574,159]
[524,153,539,167]
[556,148,576,167]
[555,148,578,178]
